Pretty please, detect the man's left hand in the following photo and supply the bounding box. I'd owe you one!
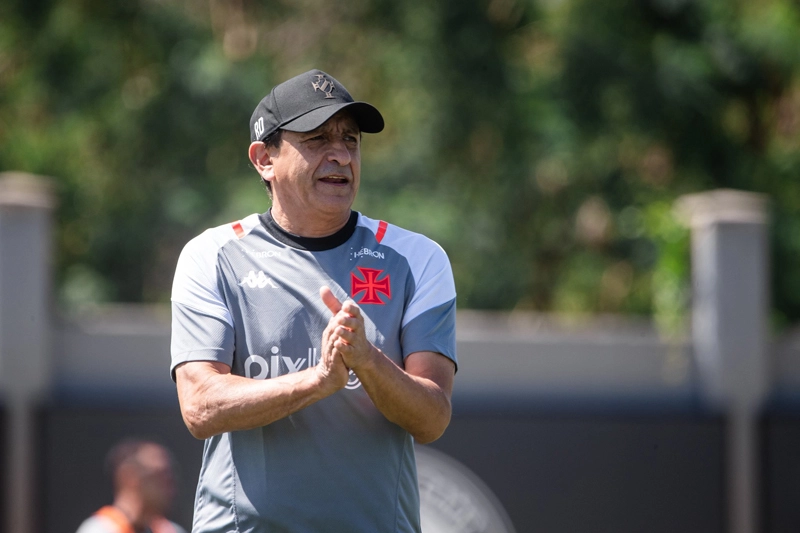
[320,286,377,371]
[319,285,454,443]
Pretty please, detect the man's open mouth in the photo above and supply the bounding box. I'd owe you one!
[319,177,349,184]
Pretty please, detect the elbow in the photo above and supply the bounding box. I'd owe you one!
[176,365,226,440]
[412,418,450,444]
[186,422,214,441]
[181,401,218,440]
[414,431,444,445]
[411,402,452,444]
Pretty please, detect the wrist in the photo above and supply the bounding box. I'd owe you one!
[350,345,382,375]
[311,361,345,397]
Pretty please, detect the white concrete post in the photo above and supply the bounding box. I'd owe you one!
[0,172,56,533]
[676,189,770,533]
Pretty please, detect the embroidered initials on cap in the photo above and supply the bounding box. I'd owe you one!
[254,117,265,139]
[312,74,336,99]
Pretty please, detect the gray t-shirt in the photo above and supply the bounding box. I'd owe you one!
[171,211,457,533]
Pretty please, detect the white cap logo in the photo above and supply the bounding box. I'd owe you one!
[253,117,265,139]
[312,74,336,99]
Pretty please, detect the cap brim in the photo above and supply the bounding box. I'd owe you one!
[281,102,384,134]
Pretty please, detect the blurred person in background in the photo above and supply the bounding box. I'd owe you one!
[75,439,186,533]
[171,69,457,532]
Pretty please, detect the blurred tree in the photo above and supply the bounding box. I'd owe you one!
[547,0,800,327]
[0,0,799,328]
[0,0,259,303]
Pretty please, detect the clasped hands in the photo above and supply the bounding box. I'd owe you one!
[317,285,377,391]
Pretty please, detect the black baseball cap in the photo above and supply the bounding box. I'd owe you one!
[249,69,384,142]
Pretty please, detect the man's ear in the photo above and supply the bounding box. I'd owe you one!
[248,142,275,182]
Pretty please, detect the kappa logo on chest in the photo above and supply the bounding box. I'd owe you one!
[240,270,278,289]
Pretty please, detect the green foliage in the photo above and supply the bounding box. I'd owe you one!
[1,0,799,327]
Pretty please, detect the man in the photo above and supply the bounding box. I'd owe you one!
[75,440,186,533]
[171,69,457,532]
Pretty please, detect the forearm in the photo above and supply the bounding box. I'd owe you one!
[354,349,453,444]
[320,287,456,443]
[176,363,333,439]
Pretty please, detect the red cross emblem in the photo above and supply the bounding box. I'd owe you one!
[351,267,391,305]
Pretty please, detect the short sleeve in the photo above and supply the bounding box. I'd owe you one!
[170,229,237,380]
[401,299,457,370]
[398,237,457,368]
[170,302,235,380]
[171,231,234,326]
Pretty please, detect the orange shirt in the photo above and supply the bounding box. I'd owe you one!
[93,506,177,533]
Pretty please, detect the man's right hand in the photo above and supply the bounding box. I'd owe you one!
[173,287,364,440]
[318,285,351,392]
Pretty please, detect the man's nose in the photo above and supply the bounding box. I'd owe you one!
[327,139,352,166]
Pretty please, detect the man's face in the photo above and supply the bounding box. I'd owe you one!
[136,444,176,515]
[268,111,361,222]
